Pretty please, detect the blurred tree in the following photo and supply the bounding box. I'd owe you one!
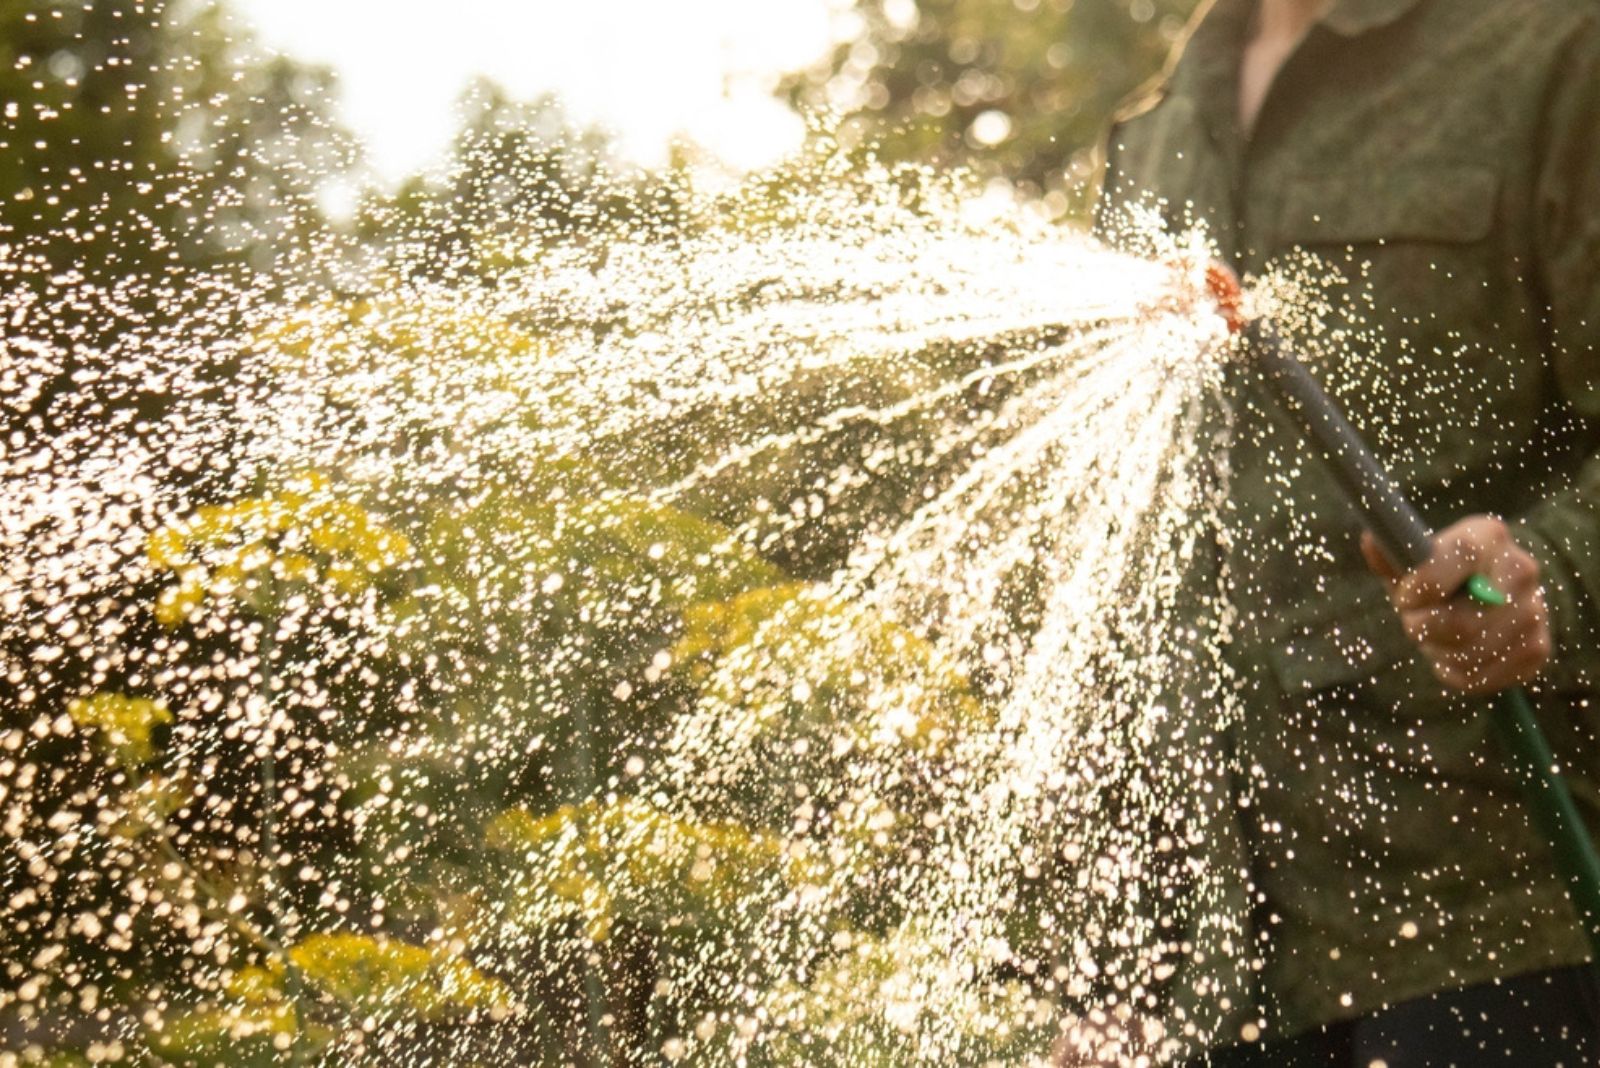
[0,0,356,283]
[0,0,359,477]
[355,80,685,280]
[780,0,1200,217]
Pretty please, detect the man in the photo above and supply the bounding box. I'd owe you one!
[1083,0,1600,1063]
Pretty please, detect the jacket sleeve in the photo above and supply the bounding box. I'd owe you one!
[1511,14,1600,686]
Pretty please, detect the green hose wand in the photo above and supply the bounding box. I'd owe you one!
[1202,264,1600,960]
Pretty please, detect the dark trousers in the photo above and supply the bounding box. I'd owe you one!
[1188,964,1600,1068]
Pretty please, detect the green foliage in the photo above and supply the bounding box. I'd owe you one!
[414,492,783,635]
[781,0,1199,216]
[336,485,785,921]
[386,486,785,745]
[249,295,547,379]
[148,1002,303,1068]
[485,797,809,942]
[676,926,1055,1066]
[675,582,984,758]
[201,470,994,1060]
[0,0,1189,1057]
[666,582,991,955]
[150,933,510,1066]
[146,470,414,626]
[263,933,512,1021]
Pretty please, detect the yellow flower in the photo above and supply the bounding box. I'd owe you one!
[144,473,412,625]
[147,1002,298,1065]
[67,692,172,767]
[302,933,511,1019]
[276,552,316,582]
[153,578,205,627]
[222,965,284,1005]
[674,583,984,752]
[146,527,187,570]
[231,933,512,1021]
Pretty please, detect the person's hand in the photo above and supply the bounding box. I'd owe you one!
[1361,516,1552,694]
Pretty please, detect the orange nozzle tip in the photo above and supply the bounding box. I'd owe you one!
[1204,262,1246,334]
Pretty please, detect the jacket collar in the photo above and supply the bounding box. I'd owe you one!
[1187,0,1430,60]
[1321,0,1429,36]
[1182,0,1253,156]
[1179,0,1429,152]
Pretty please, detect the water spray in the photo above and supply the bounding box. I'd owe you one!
[1202,264,1600,960]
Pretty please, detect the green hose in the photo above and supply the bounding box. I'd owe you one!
[1466,577,1600,960]
[1465,572,1600,965]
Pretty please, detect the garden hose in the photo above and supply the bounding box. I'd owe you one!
[1203,265,1600,960]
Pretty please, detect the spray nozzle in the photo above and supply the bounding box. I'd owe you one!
[1152,255,1246,335]
[1203,262,1246,335]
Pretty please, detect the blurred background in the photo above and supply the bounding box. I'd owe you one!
[0,0,1198,289]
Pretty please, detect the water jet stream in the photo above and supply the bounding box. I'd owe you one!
[3,165,1263,1065]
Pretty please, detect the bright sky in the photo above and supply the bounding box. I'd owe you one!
[231,0,841,184]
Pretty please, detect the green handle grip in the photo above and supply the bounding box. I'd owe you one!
[1464,573,1508,607]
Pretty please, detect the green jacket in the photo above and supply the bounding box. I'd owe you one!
[1097,0,1600,1049]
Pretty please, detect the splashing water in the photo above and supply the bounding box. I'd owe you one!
[0,127,1274,1066]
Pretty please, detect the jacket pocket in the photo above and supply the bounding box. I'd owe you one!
[1264,596,1486,751]
[1268,163,1528,490]
[1266,598,1416,696]
[1270,162,1502,329]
